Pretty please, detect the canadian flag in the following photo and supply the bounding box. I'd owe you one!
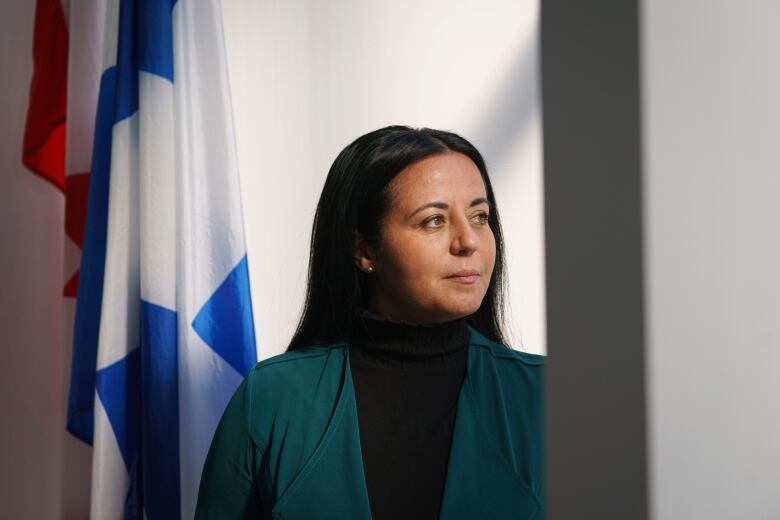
[21,0,102,516]
[23,0,103,309]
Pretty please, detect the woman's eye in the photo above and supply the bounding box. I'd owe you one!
[474,213,490,224]
[424,215,445,227]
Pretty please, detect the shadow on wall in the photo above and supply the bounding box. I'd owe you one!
[473,31,539,171]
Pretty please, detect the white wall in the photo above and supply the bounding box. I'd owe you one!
[221,0,546,358]
[641,1,780,518]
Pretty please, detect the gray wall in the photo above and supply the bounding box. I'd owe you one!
[543,1,780,519]
[642,1,780,518]
[542,2,648,518]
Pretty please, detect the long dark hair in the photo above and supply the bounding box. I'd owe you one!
[286,125,508,351]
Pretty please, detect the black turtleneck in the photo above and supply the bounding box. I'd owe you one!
[348,308,470,520]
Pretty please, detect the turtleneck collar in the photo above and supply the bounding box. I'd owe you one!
[349,307,470,368]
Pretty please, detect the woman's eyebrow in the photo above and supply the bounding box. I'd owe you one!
[406,197,490,220]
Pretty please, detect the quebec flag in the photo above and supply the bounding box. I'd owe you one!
[66,0,257,518]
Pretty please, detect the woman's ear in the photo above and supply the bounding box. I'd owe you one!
[352,231,376,273]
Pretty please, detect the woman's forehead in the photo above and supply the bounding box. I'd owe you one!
[388,153,487,206]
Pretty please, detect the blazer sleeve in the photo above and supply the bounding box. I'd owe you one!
[195,372,266,519]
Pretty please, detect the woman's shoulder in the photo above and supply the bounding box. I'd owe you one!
[253,343,341,368]
[237,343,348,447]
[466,325,545,368]
[466,327,544,453]
[244,342,346,389]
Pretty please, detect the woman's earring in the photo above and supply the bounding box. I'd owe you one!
[367,266,374,273]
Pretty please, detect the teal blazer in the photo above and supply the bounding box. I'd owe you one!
[195,325,545,519]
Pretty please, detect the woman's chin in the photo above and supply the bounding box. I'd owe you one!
[435,302,481,321]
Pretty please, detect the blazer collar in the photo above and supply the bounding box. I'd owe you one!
[270,326,542,519]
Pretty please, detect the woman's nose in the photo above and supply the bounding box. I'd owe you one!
[450,218,478,255]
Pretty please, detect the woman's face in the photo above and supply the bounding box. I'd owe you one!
[355,152,496,325]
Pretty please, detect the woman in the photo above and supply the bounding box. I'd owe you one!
[195,126,545,519]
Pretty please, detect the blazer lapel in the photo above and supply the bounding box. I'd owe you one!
[270,347,372,520]
[438,329,543,519]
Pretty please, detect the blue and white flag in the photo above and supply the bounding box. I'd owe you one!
[67,0,257,518]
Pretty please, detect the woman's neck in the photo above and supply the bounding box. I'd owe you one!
[350,306,470,368]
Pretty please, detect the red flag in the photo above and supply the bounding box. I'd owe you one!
[22,0,92,300]
[22,0,69,193]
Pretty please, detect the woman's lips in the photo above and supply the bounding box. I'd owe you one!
[446,271,480,284]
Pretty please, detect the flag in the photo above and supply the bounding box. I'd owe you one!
[22,0,104,515]
[67,0,258,518]
[22,0,68,193]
